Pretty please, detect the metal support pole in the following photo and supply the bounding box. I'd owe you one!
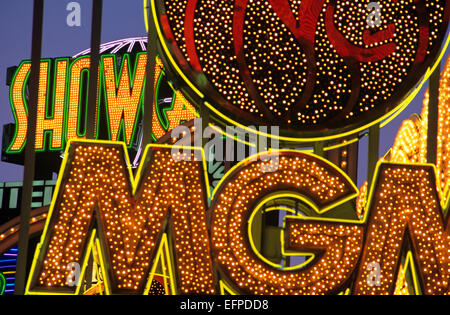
[15,0,44,295]
[142,0,158,147]
[260,205,267,258]
[367,123,380,189]
[79,0,102,293]
[313,141,324,157]
[85,0,103,139]
[427,63,440,165]
[200,104,210,150]
[84,255,93,292]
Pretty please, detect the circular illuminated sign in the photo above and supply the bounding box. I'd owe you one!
[152,0,450,140]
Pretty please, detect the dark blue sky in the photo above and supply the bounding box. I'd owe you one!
[0,1,448,188]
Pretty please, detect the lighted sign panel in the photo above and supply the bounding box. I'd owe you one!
[354,163,450,295]
[6,54,196,155]
[24,140,450,295]
[66,56,92,141]
[0,247,17,295]
[155,0,450,139]
[101,53,147,144]
[209,152,361,294]
[27,142,215,294]
[387,57,450,199]
[1,20,449,297]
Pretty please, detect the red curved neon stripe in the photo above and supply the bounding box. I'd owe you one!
[325,4,397,63]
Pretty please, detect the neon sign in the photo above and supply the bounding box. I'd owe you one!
[24,140,450,295]
[0,273,5,295]
[0,247,18,295]
[7,54,196,153]
[2,2,449,297]
[154,0,450,139]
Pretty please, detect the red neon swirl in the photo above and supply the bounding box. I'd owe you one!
[184,0,202,71]
[325,4,397,63]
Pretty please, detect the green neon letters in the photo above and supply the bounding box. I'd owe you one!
[6,53,183,154]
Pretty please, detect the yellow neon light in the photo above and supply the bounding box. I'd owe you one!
[219,281,238,295]
[8,62,31,152]
[323,136,362,152]
[404,251,421,295]
[26,230,97,295]
[394,251,421,295]
[89,240,104,295]
[338,288,351,295]
[101,54,147,145]
[26,138,213,295]
[67,56,91,141]
[247,201,314,271]
[354,160,449,295]
[143,0,149,33]
[94,238,111,295]
[36,59,66,151]
[144,233,177,295]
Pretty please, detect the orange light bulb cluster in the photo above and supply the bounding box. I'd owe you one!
[36,59,66,150]
[390,118,425,164]
[435,59,450,200]
[35,143,215,294]
[388,57,450,202]
[148,280,166,295]
[286,220,363,294]
[355,164,450,295]
[162,0,448,132]
[9,61,61,152]
[101,53,147,145]
[8,62,31,152]
[67,57,91,141]
[356,181,368,220]
[152,57,197,139]
[211,151,358,294]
